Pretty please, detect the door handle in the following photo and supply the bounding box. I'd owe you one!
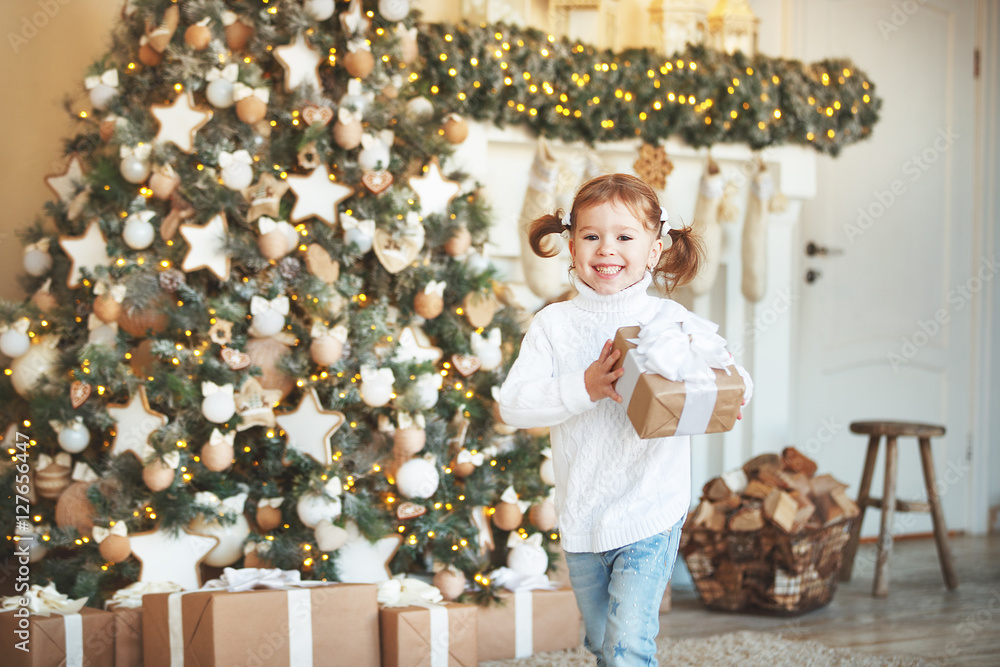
[806,241,844,257]
[806,269,821,284]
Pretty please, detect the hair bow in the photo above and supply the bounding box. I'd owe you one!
[206,64,239,83]
[72,461,99,483]
[310,321,348,341]
[0,318,30,335]
[206,428,236,449]
[258,497,284,510]
[92,521,127,544]
[340,214,376,237]
[455,449,484,467]
[560,209,572,228]
[250,295,290,316]
[423,280,446,297]
[397,412,426,430]
[85,69,118,90]
[36,452,72,470]
[218,149,253,169]
[337,107,363,125]
[202,381,235,400]
[120,143,152,161]
[360,365,395,385]
[233,82,270,104]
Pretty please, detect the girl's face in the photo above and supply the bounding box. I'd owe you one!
[569,200,663,295]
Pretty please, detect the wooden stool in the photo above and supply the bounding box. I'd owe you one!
[839,421,959,597]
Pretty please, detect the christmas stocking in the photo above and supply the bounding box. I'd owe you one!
[518,137,567,300]
[689,158,725,296]
[741,164,774,302]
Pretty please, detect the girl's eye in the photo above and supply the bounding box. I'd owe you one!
[618,235,632,242]
[584,235,599,241]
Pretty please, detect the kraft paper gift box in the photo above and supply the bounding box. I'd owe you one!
[476,588,581,661]
[0,606,116,667]
[611,326,745,439]
[110,605,144,667]
[142,583,379,667]
[380,602,477,667]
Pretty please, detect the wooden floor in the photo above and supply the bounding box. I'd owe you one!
[661,535,1000,666]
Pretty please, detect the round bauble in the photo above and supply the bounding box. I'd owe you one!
[359,377,393,408]
[402,380,439,412]
[138,43,163,67]
[539,458,555,486]
[149,168,180,200]
[243,546,270,568]
[32,289,59,313]
[296,491,342,528]
[344,225,373,254]
[236,96,267,125]
[405,96,434,123]
[492,502,523,532]
[206,78,235,109]
[508,539,549,577]
[123,214,155,250]
[244,337,295,399]
[378,0,410,21]
[190,513,250,567]
[120,155,150,184]
[225,20,254,52]
[433,568,466,601]
[393,427,425,458]
[395,458,439,499]
[0,328,30,359]
[343,50,375,79]
[466,251,491,275]
[23,247,52,277]
[442,115,469,144]
[201,441,234,472]
[129,339,157,378]
[23,535,48,563]
[413,291,443,320]
[55,481,96,535]
[256,505,282,532]
[142,459,175,492]
[476,344,502,373]
[11,341,59,397]
[57,421,91,454]
[443,226,472,257]
[92,294,121,324]
[118,303,169,338]
[529,500,558,532]
[315,520,349,552]
[36,462,71,500]
[258,230,289,261]
[201,391,236,425]
[449,456,475,479]
[99,534,131,563]
[89,83,117,111]
[358,142,390,173]
[220,157,254,191]
[250,308,285,338]
[381,83,399,100]
[185,24,212,50]
[309,336,343,366]
[304,0,336,21]
[333,118,363,150]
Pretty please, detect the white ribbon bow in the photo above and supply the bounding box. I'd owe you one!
[499,485,530,512]
[201,381,235,400]
[376,575,444,608]
[120,143,152,161]
[0,317,30,335]
[207,428,236,448]
[471,328,501,353]
[85,69,118,90]
[487,566,557,593]
[87,312,119,336]
[337,107,362,125]
[250,295,290,316]
[92,522,128,544]
[71,461,99,483]
[25,239,51,253]
[194,490,248,516]
[395,23,417,42]
[48,415,85,434]
[244,540,272,556]
[322,477,343,497]
[340,214,376,237]
[631,305,733,383]
[507,531,543,550]
[147,449,181,469]
[258,497,284,509]
[233,82,270,103]
[397,412,426,430]
[309,322,348,342]
[202,567,302,592]
[107,580,183,609]
[219,149,253,169]
[455,449,484,467]
[36,452,72,470]
[1,583,87,617]
[206,64,239,83]
[360,365,394,385]
[340,79,374,109]
[221,10,238,26]
[360,129,395,151]
[423,280,446,297]
[93,281,127,302]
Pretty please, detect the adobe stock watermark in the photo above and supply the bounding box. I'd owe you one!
[887,254,999,371]
[944,587,1000,662]
[842,127,958,244]
[877,0,932,40]
[729,288,795,359]
[10,429,33,654]
[7,0,75,54]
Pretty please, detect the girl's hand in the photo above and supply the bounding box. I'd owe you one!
[585,340,624,403]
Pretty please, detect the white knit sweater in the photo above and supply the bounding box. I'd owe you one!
[499,273,749,553]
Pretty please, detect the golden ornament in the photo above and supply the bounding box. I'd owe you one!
[343,50,375,78]
[333,118,363,150]
[492,501,523,532]
[309,336,343,366]
[184,24,212,51]
[442,115,469,144]
[142,458,175,492]
[35,462,71,500]
[256,505,282,532]
[236,96,268,125]
[413,291,444,320]
[443,225,472,257]
[99,534,132,563]
[529,500,558,532]
[258,230,290,261]
[92,293,121,324]
[433,568,467,601]
[225,19,254,52]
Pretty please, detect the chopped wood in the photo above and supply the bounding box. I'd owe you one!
[811,473,849,497]
[781,446,818,477]
[728,507,764,532]
[742,453,781,478]
[743,479,777,499]
[830,488,860,518]
[702,476,736,502]
[763,489,799,533]
[782,471,814,496]
[815,489,858,525]
[713,495,743,512]
[790,490,816,527]
[720,468,749,494]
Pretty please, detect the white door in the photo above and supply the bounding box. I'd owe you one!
[792,0,978,538]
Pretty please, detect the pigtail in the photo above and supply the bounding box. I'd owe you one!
[527,211,567,258]
[654,225,703,294]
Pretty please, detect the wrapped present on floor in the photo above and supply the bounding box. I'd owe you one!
[0,583,116,667]
[476,567,581,661]
[377,576,478,667]
[103,580,183,667]
[611,306,749,439]
[142,567,380,667]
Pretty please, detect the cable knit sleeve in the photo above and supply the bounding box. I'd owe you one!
[498,312,595,428]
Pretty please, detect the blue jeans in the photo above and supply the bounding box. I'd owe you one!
[564,519,683,667]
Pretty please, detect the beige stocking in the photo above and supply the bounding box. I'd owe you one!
[689,159,725,296]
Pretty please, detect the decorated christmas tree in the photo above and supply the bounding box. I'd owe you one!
[1,0,879,607]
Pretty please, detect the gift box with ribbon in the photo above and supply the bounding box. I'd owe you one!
[142,568,379,667]
[0,583,115,667]
[611,307,748,439]
[377,576,478,667]
[104,580,183,667]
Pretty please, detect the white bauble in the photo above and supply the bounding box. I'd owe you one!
[403,376,439,411]
[23,247,52,277]
[250,309,285,338]
[206,78,236,109]
[0,329,30,358]
[359,378,393,407]
[296,491,342,528]
[10,341,59,397]
[221,160,254,191]
[315,520,350,552]
[477,344,502,372]
[120,155,150,184]
[405,96,434,123]
[344,226,373,254]
[539,458,555,486]
[57,421,91,454]
[190,513,250,567]
[507,539,549,577]
[123,214,155,249]
[378,0,410,21]
[21,533,48,563]
[201,391,236,424]
[89,83,117,111]
[395,458,439,499]
[304,0,336,21]
[358,142,390,172]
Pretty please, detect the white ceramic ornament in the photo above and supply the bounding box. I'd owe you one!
[507,533,549,577]
[539,449,555,485]
[189,492,250,567]
[123,211,156,249]
[471,329,503,372]
[0,320,31,358]
[10,336,60,397]
[305,0,336,21]
[219,150,254,191]
[150,92,213,154]
[248,295,288,338]
[339,78,374,116]
[286,163,353,226]
[205,64,239,109]
[358,131,393,172]
[359,365,394,407]
[179,213,232,281]
[129,528,218,590]
[273,33,323,93]
[120,153,151,184]
[378,0,410,21]
[85,69,118,110]
[23,242,52,277]
[53,418,90,453]
[59,220,112,289]
[342,214,375,254]
[405,96,434,123]
[296,479,343,528]
[409,158,460,217]
[314,520,349,552]
[403,373,442,411]
[335,520,399,584]
[201,382,236,424]
[395,457,439,499]
[276,388,345,464]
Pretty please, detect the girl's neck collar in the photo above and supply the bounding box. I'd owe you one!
[572,272,655,313]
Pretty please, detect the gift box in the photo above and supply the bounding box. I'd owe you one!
[476,588,581,661]
[0,606,116,667]
[143,583,379,667]
[111,605,144,666]
[380,602,477,667]
[612,325,745,439]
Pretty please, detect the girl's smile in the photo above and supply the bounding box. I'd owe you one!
[569,200,663,295]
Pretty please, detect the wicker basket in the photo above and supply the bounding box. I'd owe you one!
[681,516,855,615]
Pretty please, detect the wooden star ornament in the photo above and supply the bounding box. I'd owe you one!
[59,219,112,288]
[235,377,282,431]
[335,520,401,584]
[107,385,168,460]
[285,164,353,226]
[150,91,213,153]
[276,387,345,464]
[45,154,86,203]
[129,527,219,590]
[179,213,231,281]
[408,158,460,217]
[273,33,323,93]
[242,173,290,223]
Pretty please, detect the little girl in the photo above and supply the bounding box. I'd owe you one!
[499,173,751,666]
